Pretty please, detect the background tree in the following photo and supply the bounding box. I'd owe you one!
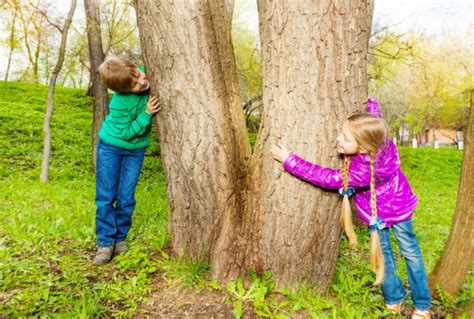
[16,0,52,82]
[431,36,472,132]
[40,0,77,182]
[232,8,263,131]
[369,31,472,144]
[3,0,19,81]
[367,26,414,137]
[134,0,374,287]
[428,92,474,296]
[368,26,413,93]
[102,0,140,58]
[59,26,88,88]
[84,0,109,170]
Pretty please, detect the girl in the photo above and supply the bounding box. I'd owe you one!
[271,99,431,319]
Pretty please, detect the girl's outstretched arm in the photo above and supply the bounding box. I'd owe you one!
[272,144,371,190]
[282,152,343,189]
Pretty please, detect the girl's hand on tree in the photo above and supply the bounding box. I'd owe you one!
[146,95,161,115]
[271,144,290,163]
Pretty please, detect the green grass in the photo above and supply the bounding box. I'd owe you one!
[399,148,463,268]
[0,81,471,317]
[0,81,170,317]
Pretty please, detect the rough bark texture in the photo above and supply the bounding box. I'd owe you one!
[84,0,109,171]
[134,0,373,287]
[429,93,474,296]
[40,0,77,182]
[247,0,374,286]
[134,0,252,257]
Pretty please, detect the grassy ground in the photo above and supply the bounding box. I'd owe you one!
[0,81,471,318]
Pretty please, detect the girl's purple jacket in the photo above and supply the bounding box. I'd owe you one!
[282,101,417,228]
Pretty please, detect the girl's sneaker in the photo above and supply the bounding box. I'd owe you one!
[411,310,431,319]
[385,293,407,315]
[385,302,402,314]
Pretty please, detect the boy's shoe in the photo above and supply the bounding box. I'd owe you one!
[385,302,402,314]
[411,310,431,319]
[92,246,114,266]
[113,241,129,257]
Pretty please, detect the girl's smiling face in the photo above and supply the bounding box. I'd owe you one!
[336,122,360,155]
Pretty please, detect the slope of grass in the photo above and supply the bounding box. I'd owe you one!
[0,81,470,317]
[0,81,169,317]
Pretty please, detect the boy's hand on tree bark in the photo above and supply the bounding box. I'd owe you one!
[146,95,161,115]
[271,144,290,163]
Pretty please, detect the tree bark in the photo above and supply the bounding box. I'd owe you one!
[134,0,373,288]
[134,0,252,259]
[84,0,109,171]
[245,0,374,287]
[428,93,474,296]
[40,0,77,182]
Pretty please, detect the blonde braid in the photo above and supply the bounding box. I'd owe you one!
[369,156,385,285]
[342,156,350,188]
[370,157,377,218]
[340,155,358,247]
[343,113,390,285]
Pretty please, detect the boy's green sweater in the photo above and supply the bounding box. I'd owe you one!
[98,67,152,150]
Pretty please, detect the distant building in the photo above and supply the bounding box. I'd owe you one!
[421,129,464,146]
[396,125,464,149]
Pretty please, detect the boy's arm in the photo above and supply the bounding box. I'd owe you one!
[283,153,371,189]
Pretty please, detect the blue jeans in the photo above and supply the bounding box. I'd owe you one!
[378,219,431,311]
[95,140,145,247]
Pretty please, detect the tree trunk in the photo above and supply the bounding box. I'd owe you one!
[134,0,373,288]
[134,0,252,261]
[5,8,18,81]
[33,30,41,83]
[40,0,77,182]
[84,0,109,171]
[246,0,374,287]
[428,93,474,296]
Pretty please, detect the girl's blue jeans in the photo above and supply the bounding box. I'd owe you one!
[378,219,431,311]
[95,140,145,247]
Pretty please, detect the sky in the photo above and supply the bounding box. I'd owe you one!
[373,0,472,35]
[1,0,472,80]
[234,0,473,37]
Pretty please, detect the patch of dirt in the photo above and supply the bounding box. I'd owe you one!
[137,284,237,318]
[0,293,13,302]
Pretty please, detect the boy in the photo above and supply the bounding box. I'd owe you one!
[93,56,160,265]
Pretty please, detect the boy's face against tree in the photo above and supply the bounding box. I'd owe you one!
[129,68,150,93]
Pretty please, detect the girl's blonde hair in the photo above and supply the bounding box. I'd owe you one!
[340,113,389,285]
